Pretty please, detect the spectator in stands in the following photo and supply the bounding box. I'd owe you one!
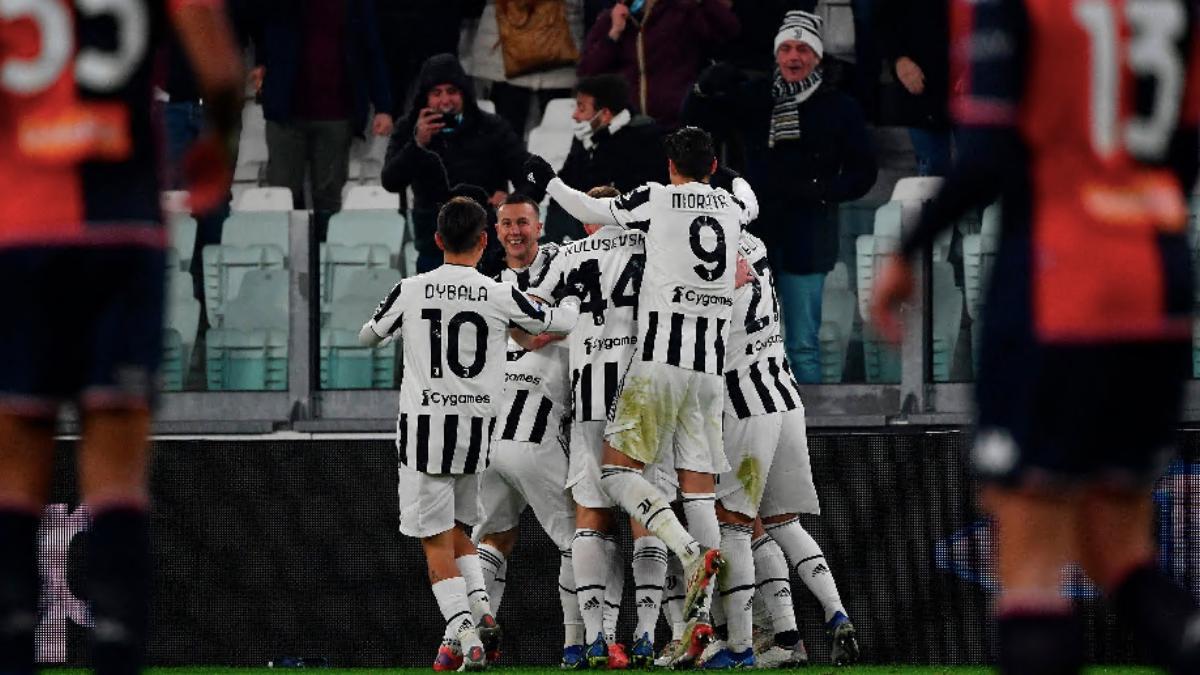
[879,0,950,175]
[542,74,666,242]
[578,0,740,129]
[685,11,877,383]
[462,0,584,135]
[719,0,814,76]
[249,0,394,230]
[377,1,482,119]
[382,54,528,274]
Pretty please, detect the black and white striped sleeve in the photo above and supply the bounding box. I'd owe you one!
[527,245,567,303]
[546,177,620,227]
[500,283,581,335]
[359,280,404,346]
[609,184,654,231]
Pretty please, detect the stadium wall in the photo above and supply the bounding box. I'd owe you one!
[36,430,1200,667]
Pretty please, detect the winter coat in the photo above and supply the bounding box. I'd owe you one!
[544,112,668,241]
[381,55,528,258]
[878,0,950,130]
[578,0,740,128]
[461,0,585,90]
[684,65,877,276]
[248,0,392,135]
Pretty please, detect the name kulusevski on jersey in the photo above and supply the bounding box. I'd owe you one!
[545,177,758,375]
[497,245,571,447]
[724,233,803,419]
[363,263,578,474]
[529,228,646,422]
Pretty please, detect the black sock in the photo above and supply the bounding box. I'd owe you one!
[996,611,1083,675]
[774,629,800,649]
[1112,564,1200,673]
[714,623,728,642]
[0,509,39,674]
[89,507,150,675]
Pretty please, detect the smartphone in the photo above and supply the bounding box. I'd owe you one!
[440,113,459,130]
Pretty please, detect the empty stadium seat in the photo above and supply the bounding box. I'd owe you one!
[873,201,903,238]
[327,210,405,266]
[319,243,393,309]
[234,104,268,183]
[234,187,293,212]
[201,244,286,325]
[932,262,964,382]
[221,211,290,252]
[206,269,290,391]
[527,126,572,172]
[161,190,190,214]
[819,265,856,383]
[857,235,900,383]
[981,202,1002,235]
[338,267,402,306]
[320,295,396,389]
[539,98,576,130]
[402,241,418,278]
[962,232,999,322]
[162,330,186,392]
[891,176,944,203]
[343,185,401,211]
[168,212,197,270]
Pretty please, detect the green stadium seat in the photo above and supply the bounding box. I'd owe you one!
[326,210,405,266]
[818,263,856,383]
[233,186,293,212]
[168,212,197,270]
[320,295,396,389]
[319,243,393,310]
[220,211,290,252]
[201,244,286,326]
[164,269,201,390]
[932,262,964,382]
[205,269,290,391]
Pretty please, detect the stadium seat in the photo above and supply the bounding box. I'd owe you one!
[863,323,901,384]
[320,295,396,389]
[931,262,964,382]
[206,269,289,391]
[962,232,998,322]
[220,211,290,252]
[318,243,393,309]
[234,104,268,183]
[201,244,286,325]
[981,201,1002,236]
[1194,317,1200,378]
[891,176,944,203]
[161,190,190,214]
[527,126,572,172]
[539,98,576,130]
[857,235,900,383]
[327,210,405,266]
[163,283,201,391]
[402,241,418,278]
[477,99,496,114]
[819,265,856,383]
[873,200,903,238]
[162,329,186,392]
[337,267,402,305]
[233,186,293,212]
[343,185,401,211]
[165,247,180,272]
[168,212,197,270]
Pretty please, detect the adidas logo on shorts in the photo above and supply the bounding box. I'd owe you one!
[637,596,657,609]
[582,596,601,611]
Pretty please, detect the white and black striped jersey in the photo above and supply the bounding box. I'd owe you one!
[546,177,754,376]
[364,263,579,474]
[496,245,572,446]
[724,233,803,419]
[528,226,645,422]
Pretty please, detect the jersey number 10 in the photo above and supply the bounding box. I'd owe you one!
[1075,0,1187,161]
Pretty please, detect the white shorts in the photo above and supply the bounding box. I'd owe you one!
[398,465,480,539]
[605,361,729,475]
[716,407,820,518]
[570,420,676,509]
[474,437,576,550]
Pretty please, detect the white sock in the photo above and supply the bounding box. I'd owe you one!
[664,554,686,640]
[718,523,755,652]
[682,492,720,613]
[560,549,585,647]
[432,577,475,646]
[752,588,772,631]
[572,528,609,643]
[752,535,797,636]
[601,465,702,567]
[632,536,668,641]
[477,544,506,615]
[766,517,846,622]
[456,554,492,623]
[602,535,623,644]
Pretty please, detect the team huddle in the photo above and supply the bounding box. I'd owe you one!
[360,127,859,670]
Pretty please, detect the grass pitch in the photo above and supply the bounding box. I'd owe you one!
[44,662,1161,667]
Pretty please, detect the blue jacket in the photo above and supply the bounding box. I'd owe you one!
[250,0,392,135]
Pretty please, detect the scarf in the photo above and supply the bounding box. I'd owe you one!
[769,68,823,148]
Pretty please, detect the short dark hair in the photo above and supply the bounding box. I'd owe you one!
[587,185,620,199]
[664,126,716,180]
[499,192,541,213]
[437,197,486,253]
[574,74,629,115]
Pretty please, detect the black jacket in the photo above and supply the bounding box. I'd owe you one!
[684,64,877,276]
[544,113,667,242]
[381,54,527,257]
[878,0,950,129]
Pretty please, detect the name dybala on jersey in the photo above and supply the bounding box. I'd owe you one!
[546,177,755,377]
[498,244,571,446]
[365,263,578,474]
[724,233,803,419]
[529,227,646,423]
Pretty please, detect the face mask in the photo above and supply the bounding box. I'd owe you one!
[572,113,600,142]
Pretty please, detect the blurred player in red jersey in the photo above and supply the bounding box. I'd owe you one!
[0,2,241,673]
[873,0,1200,673]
